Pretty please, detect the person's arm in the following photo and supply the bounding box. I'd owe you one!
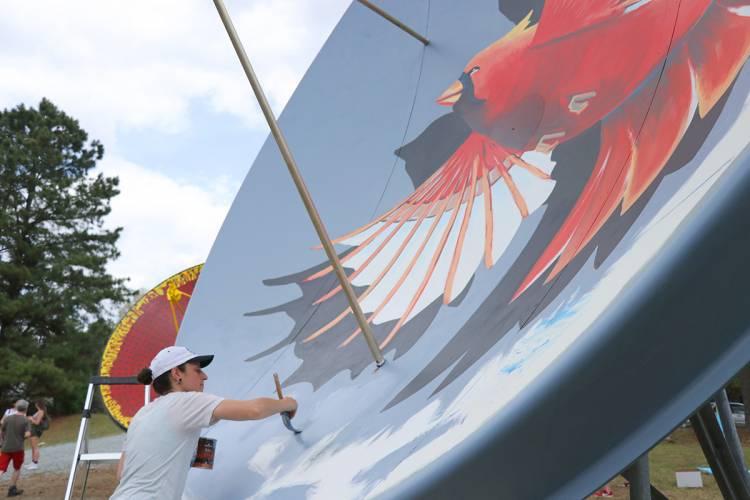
[212,397,297,422]
[28,410,43,426]
[116,451,126,481]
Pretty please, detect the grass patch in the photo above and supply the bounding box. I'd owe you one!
[648,427,724,499]
[589,426,750,499]
[27,413,123,449]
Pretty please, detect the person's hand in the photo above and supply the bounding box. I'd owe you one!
[282,397,297,419]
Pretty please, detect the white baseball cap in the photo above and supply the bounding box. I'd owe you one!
[149,346,214,379]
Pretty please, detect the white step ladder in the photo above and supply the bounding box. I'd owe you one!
[64,376,149,500]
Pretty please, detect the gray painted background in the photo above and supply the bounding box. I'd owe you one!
[177,1,750,498]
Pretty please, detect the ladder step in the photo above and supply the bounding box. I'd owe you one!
[66,379,144,500]
[79,452,121,461]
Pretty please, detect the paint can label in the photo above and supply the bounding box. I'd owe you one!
[191,437,216,469]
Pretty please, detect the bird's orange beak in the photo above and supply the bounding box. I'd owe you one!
[436,80,463,106]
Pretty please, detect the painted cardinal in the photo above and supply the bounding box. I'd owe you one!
[304,0,750,349]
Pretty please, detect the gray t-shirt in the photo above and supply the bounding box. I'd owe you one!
[110,391,223,500]
[1,414,29,453]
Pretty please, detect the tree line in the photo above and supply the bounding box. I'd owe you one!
[0,99,132,414]
[4,98,750,425]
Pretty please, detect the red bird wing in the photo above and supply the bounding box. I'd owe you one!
[304,132,554,347]
[533,0,633,46]
[301,2,750,341]
[513,2,750,299]
[688,1,750,117]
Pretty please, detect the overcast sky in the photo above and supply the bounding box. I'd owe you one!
[0,0,351,290]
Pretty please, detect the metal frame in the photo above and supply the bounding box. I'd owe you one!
[578,391,747,500]
[714,389,750,489]
[212,0,386,366]
[64,376,148,500]
[622,455,654,500]
[690,400,750,500]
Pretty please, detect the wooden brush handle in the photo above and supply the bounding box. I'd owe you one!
[273,373,283,400]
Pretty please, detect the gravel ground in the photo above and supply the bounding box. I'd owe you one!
[24,433,126,475]
[1,465,119,500]
[0,435,125,499]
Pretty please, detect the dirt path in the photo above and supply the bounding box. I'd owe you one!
[25,434,126,475]
[0,434,125,499]
[1,465,118,500]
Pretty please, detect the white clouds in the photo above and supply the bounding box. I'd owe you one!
[101,155,231,289]
[0,0,350,291]
[0,0,350,145]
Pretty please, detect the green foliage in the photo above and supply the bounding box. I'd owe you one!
[727,376,743,402]
[0,99,132,413]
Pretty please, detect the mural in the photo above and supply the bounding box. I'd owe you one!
[178,0,750,497]
[248,0,750,401]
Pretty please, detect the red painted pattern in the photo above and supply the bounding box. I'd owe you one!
[99,264,202,429]
[303,0,750,346]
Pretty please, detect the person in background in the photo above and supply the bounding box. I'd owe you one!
[25,401,48,470]
[110,345,298,500]
[0,406,15,448]
[0,400,31,497]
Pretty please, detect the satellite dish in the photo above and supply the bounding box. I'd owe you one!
[180,1,750,497]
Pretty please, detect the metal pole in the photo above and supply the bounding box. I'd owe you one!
[357,0,429,45]
[624,454,651,500]
[64,383,95,500]
[622,464,669,500]
[213,0,385,367]
[80,461,92,500]
[715,389,750,489]
[691,402,750,500]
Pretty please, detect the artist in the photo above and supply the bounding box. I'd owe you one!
[110,345,297,500]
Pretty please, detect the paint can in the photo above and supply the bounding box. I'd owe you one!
[191,437,217,469]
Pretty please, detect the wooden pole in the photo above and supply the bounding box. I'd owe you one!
[273,373,284,400]
[213,0,385,367]
[357,0,429,45]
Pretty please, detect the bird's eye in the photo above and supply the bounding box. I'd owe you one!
[468,66,480,75]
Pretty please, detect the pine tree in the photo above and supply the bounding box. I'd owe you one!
[0,99,132,413]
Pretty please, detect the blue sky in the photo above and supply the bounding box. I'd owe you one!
[0,0,350,290]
